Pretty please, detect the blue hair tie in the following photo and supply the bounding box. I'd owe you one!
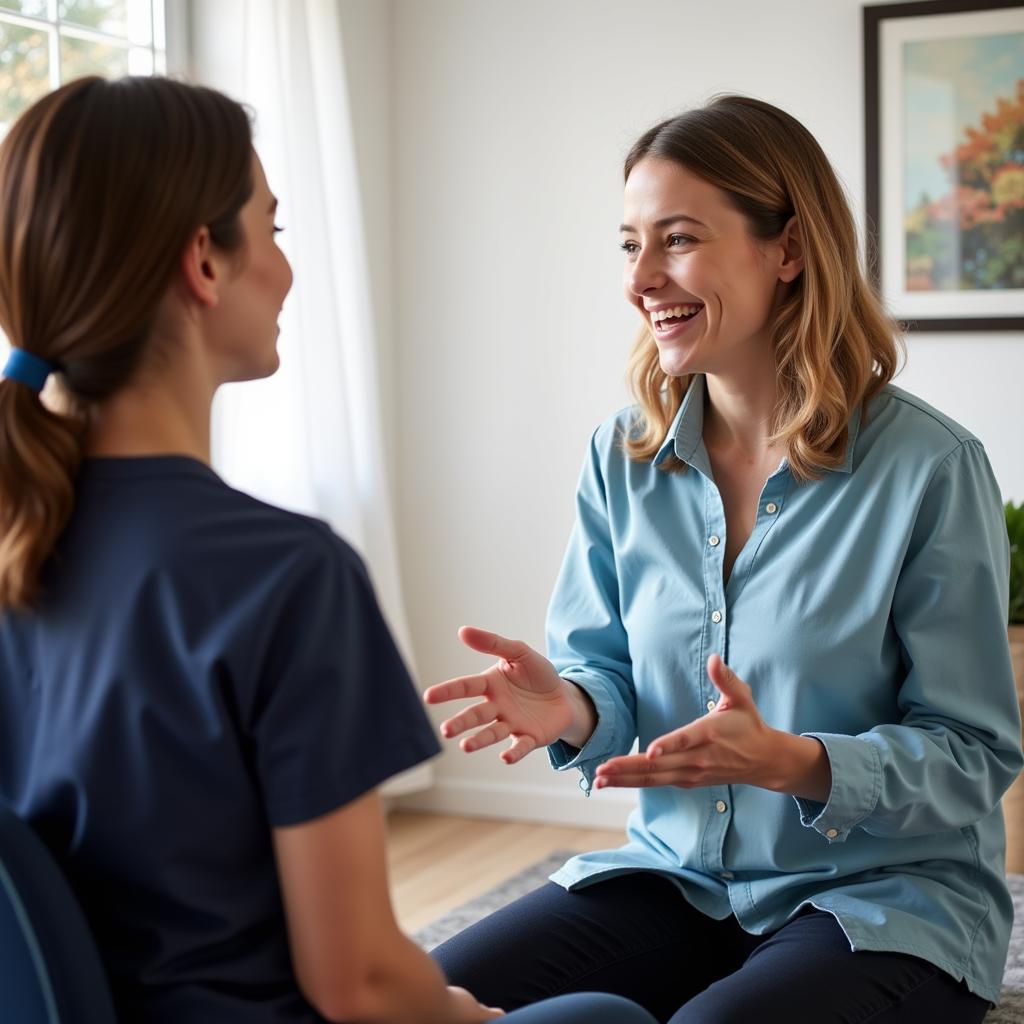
[3,348,58,393]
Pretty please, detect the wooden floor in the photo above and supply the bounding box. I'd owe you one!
[385,810,622,932]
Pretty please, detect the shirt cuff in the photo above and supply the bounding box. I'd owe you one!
[793,732,882,843]
[547,673,629,793]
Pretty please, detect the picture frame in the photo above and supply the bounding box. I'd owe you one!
[863,0,1024,331]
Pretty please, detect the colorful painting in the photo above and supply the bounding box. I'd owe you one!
[903,35,1024,293]
[865,1,1024,332]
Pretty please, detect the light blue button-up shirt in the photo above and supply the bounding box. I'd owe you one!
[545,375,1022,1004]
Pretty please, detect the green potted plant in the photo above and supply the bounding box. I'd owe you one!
[1009,500,1024,631]
[1002,500,1024,872]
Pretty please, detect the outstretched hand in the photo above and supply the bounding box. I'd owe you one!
[594,654,780,790]
[424,626,578,765]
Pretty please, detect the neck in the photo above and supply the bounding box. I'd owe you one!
[86,331,216,464]
[702,343,782,461]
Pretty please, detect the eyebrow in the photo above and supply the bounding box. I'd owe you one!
[268,198,279,214]
[619,214,707,232]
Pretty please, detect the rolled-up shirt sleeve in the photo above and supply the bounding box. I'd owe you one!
[546,427,637,791]
[795,440,1023,841]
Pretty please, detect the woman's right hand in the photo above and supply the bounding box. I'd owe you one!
[424,626,590,764]
[447,986,505,1021]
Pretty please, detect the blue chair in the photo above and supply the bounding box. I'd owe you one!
[0,803,117,1024]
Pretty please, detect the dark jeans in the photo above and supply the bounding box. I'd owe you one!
[433,874,991,1024]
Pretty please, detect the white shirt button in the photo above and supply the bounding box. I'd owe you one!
[826,828,839,839]
[711,610,723,623]
[708,534,720,547]
[765,502,778,514]
[706,699,716,712]
[715,799,728,813]
[720,870,734,880]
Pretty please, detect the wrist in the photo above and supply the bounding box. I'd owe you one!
[762,730,832,801]
[558,678,598,749]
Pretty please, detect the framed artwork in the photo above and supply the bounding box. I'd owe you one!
[864,0,1024,331]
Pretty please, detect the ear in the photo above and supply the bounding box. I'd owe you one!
[179,225,222,308]
[776,214,804,284]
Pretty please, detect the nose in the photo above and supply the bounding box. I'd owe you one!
[626,246,667,297]
[282,252,295,297]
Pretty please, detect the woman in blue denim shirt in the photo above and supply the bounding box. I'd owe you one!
[427,96,1022,1023]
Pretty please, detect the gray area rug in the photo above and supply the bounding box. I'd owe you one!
[415,851,572,950]
[415,854,1024,1020]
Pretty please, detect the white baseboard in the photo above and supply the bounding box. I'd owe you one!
[381,762,434,797]
[395,777,636,830]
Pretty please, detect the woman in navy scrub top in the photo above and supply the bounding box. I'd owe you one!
[0,78,657,1024]
[427,97,1022,1023]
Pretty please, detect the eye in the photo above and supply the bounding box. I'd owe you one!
[619,240,640,256]
[668,233,697,247]
[273,224,285,235]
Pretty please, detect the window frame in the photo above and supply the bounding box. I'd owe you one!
[0,0,170,95]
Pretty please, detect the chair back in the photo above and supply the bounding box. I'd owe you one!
[0,803,118,1024]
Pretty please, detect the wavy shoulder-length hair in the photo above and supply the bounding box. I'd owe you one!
[623,95,903,480]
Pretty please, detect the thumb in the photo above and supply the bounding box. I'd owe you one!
[707,654,750,707]
[458,625,527,662]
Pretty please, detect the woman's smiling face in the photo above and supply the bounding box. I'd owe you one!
[621,157,797,378]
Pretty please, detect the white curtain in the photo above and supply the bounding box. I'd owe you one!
[189,0,430,794]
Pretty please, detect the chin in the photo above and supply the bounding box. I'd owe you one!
[657,351,701,378]
[228,351,280,384]
[257,335,282,375]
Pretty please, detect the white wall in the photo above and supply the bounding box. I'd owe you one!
[343,0,1024,828]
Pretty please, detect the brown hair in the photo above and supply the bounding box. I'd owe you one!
[622,95,903,478]
[0,76,253,610]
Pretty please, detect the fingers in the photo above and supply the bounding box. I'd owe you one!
[599,752,692,774]
[594,770,693,789]
[645,727,698,758]
[593,753,704,790]
[447,719,538,763]
[459,719,511,753]
[499,733,537,765]
[595,751,705,789]
[458,625,529,661]
[439,700,493,740]
[424,674,488,705]
[706,654,751,706]
[446,985,505,1021]
[594,760,674,788]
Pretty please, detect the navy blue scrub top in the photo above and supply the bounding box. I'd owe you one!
[0,456,441,1023]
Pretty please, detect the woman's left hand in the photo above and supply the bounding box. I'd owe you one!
[593,654,783,791]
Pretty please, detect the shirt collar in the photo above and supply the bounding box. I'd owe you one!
[652,373,864,475]
[653,374,707,470]
[835,400,863,474]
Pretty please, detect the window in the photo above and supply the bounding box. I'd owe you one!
[0,0,168,141]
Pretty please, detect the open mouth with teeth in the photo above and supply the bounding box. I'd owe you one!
[650,304,704,331]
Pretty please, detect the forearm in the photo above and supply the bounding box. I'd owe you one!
[558,678,599,749]
[275,794,477,1024]
[802,724,1022,838]
[340,931,459,1024]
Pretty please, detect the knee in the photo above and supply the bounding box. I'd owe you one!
[507,993,659,1024]
[669,996,750,1024]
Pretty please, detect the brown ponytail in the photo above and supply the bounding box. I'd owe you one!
[0,76,254,610]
